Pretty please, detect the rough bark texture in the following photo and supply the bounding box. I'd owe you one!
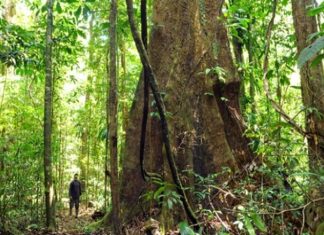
[292,0,324,232]
[107,0,121,233]
[44,0,55,228]
[121,0,253,224]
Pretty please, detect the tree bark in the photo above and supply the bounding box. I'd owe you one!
[292,0,324,232]
[247,21,256,117]
[44,0,55,229]
[119,41,128,173]
[80,16,95,206]
[121,0,253,225]
[106,0,121,233]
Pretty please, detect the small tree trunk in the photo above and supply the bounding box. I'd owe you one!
[119,41,128,174]
[106,0,121,233]
[59,126,65,203]
[292,0,324,233]
[44,0,55,229]
[247,19,256,118]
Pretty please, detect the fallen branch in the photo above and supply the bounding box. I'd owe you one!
[208,194,230,231]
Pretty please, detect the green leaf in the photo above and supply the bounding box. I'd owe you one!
[153,186,165,200]
[308,32,321,42]
[41,4,47,12]
[298,36,324,69]
[167,199,173,209]
[100,22,110,30]
[311,54,324,67]
[316,222,324,235]
[250,213,267,232]
[308,2,324,16]
[83,4,91,20]
[77,29,86,39]
[204,92,214,97]
[75,6,82,19]
[178,221,196,235]
[244,216,256,235]
[56,2,62,14]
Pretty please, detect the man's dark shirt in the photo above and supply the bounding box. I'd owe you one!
[69,179,82,199]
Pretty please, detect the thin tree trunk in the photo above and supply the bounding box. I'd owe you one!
[292,0,324,233]
[80,76,92,203]
[119,42,127,173]
[104,149,108,210]
[36,173,40,222]
[79,132,87,180]
[94,140,99,199]
[106,0,121,233]
[43,0,55,229]
[86,134,90,207]
[58,124,66,204]
[247,19,256,117]
[81,16,95,206]
[57,128,61,202]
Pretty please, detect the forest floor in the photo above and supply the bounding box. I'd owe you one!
[56,205,94,234]
[26,205,107,235]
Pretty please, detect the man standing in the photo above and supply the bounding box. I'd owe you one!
[69,173,82,218]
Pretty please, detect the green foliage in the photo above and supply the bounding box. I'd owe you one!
[205,66,226,82]
[297,3,324,68]
[316,222,324,235]
[0,0,322,233]
[178,221,199,235]
[234,206,267,234]
[308,2,324,16]
[143,178,182,210]
[0,18,40,67]
[298,36,324,68]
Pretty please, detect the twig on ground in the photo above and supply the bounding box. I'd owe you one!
[223,197,324,216]
[208,194,230,231]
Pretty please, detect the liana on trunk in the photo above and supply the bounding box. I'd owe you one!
[120,0,253,226]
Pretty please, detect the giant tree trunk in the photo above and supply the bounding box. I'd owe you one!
[121,0,253,224]
[292,0,324,232]
[44,0,55,229]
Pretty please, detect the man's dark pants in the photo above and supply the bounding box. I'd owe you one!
[70,197,80,217]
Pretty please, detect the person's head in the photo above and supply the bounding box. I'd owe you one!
[74,173,78,180]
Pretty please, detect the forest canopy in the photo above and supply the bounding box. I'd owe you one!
[1,0,324,234]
